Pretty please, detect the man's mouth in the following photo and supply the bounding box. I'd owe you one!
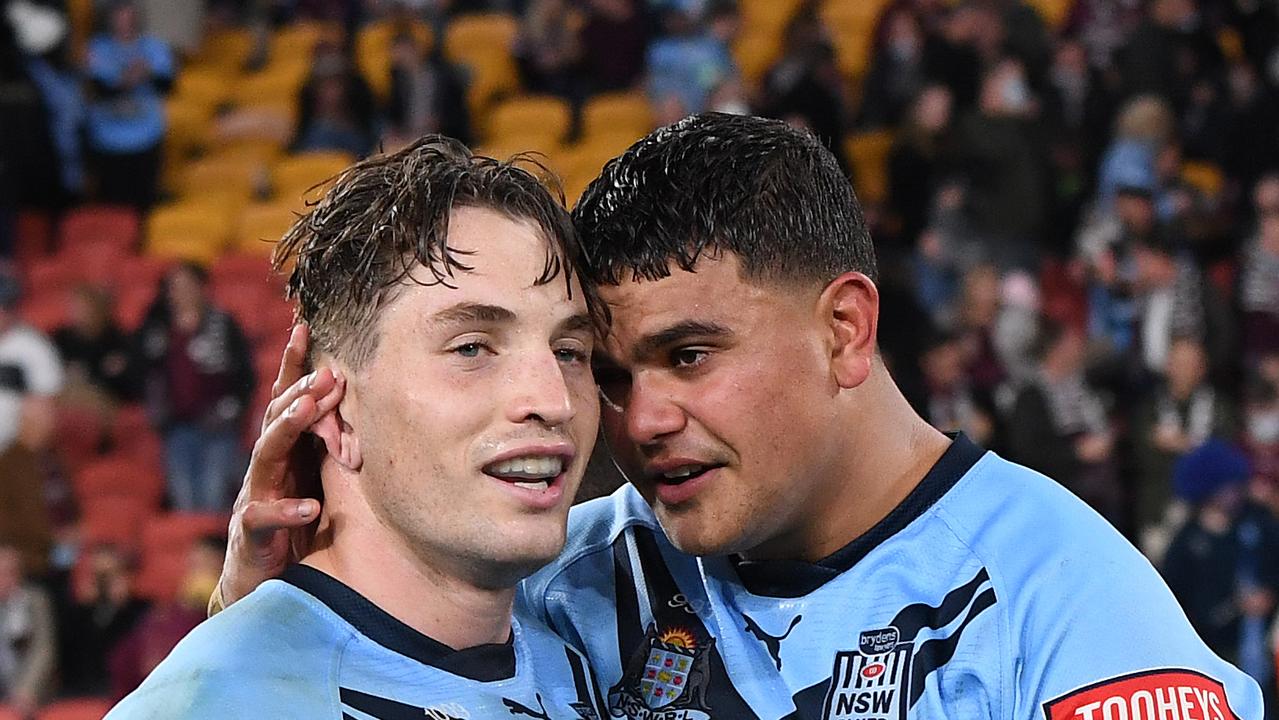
[483,455,565,492]
[652,463,725,485]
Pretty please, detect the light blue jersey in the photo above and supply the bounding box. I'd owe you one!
[521,435,1264,719]
[108,565,606,720]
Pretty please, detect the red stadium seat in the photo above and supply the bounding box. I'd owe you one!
[80,495,154,552]
[136,513,228,602]
[58,206,140,255]
[35,698,112,720]
[211,252,278,289]
[114,284,158,332]
[25,255,77,294]
[74,455,165,508]
[54,403,107,472]
[15,210,54,266]
[18,290,68,333]
[0,704,22,720]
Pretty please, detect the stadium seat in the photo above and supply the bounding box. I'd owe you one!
[81,495,154,551]
[54,403,107,473]
[234,201,300,256]
[272,21,339,62]
[57,206,139,255]
[75,455,165,508]
[1182,161,1225,198]
[356,18,433,100]
[733,31,783,85]
[443,13,519,66]
[233,65,308,110]
[34,698,112,720]
[0,704,22,720]
[844,130,896,205]
[819,0,890,36]
[271,151,354,201]
[1025,0,1072,30]
[212,252,280,290]
[173,65,235,111]
[829,26,874,78]
[13,210,53,271]
[136,513,229,602]
[739,0,804,34]
[180,154,268,201]
[114,284,157,332]
[194,27,254,70]
[145,200,237,266]
[17,290,67,333]
[487,95,572,144]
[459,51,522,117]
[581,92,653,140]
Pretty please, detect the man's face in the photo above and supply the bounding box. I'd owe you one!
[595,254,844,557]
[344,207,598,584]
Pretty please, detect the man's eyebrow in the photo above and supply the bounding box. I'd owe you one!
[556,312,596,335]
[428,302,517,326]
[632,320,733,360]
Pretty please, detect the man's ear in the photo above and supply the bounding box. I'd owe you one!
[311,370,362,472]
[818,271,880,389]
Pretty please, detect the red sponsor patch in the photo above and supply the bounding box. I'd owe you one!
[861,663,885,679]
[1043,669,1241,720]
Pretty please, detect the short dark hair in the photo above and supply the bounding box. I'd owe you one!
[275,136,591,369]
[572,113,877,289]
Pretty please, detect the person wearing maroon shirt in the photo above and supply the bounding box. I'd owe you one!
[135,263,254,511]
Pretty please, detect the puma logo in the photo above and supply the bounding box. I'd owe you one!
[504,693,551,719]
[742,612,802,670]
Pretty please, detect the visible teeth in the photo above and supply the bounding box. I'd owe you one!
[513,480,550,491]
[487,456,563,480]
[663,466,704,480]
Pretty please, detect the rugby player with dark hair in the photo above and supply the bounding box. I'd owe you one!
[107,138,608,718]
[217,115,1262,719]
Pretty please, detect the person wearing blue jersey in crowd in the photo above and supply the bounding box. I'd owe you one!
[216,114,1264,720]
[85,1,173,210]
[107,138,607,719]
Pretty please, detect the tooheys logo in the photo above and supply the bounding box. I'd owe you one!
[1043,669,1242,720]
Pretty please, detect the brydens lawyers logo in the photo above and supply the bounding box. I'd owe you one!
[1042,669,1241,720]
[822,627,912,720]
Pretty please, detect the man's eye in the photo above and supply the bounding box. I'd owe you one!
[453,343,487,358]
[671,348,708,368]
[555,347,589,364]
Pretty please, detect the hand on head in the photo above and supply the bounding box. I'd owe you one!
[217,324,342,609]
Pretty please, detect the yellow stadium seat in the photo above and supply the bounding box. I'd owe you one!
[1182,161,1225,198]
[844,130,896,205]
[179,153,269,200]
[1025,0,1073,31]
[444,13,519,66]
[463,52,522,117]
[236,201,301,255]
[272,21,340,61]
[272,151,356,201]
[487,95,573,144]
[233,66,308,109]
[146,201,237,265]
[733,31,783,86]
[174,65,236,111]
[582,92,653,140]
[830,27,874,78]
[819,0,890,35]
[164,99,214,157]
[357,19,434,100]
[196,28,254,70]
[475,134,565,164]
[739,0,804,34]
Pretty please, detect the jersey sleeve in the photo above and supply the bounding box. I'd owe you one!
[1005,505,1265,719]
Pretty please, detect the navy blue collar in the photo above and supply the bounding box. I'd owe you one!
[281,564,517,682]
[731,433,986,598]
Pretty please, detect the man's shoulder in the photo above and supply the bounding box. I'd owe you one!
[107,580,349,718]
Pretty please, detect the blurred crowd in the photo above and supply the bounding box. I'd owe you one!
[0,0,1278,716]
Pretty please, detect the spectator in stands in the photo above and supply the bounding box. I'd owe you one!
[0,266,63,576]
[84,1,174,210]
[859,6,929,130]
[1241,174,1279,363]
[647,4,736,118]
[760,2,849,166]
[59,545,148,696]
[916,329,999,448]
[1243,375,1279,504]
[53,285,134,411]
[955,264,1015,398]
[1117,0,1220,113]
[517,0,584,101]
[0,543,56,718]
[135,263,254,512]
[1007,318,1123,527]
[1219,63,1279,193]
[952,56,1049,271]
[887,84,954,252]
[385,32,472,148]
[1163,440,1279,703]
[1095,95,1175,216]
[292,41,376,158]
[578,0,649,94]
[108,535,223,700]
[1134,338,1238,557]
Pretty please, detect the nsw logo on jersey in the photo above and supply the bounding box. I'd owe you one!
[822,626,912,720]
[1042,669,1242,720]
[609,623,714,720]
